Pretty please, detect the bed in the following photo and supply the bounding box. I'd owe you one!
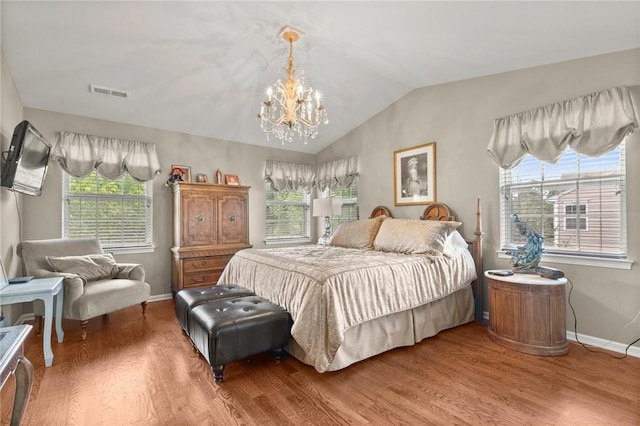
[217,200,483,373]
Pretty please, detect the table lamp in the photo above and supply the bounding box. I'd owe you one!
[313,198,342,245]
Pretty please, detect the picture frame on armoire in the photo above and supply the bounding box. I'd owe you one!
[170,164,192,183]
[393,142,436,206]
[225,174,239,185]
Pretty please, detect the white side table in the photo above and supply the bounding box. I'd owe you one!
[0,277,64,366]
[0,324,33,424]
[485,271,568,356]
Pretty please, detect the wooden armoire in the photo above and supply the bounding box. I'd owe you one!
[170,182,251,293]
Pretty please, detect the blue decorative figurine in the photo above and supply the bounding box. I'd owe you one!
[506,214,544,273]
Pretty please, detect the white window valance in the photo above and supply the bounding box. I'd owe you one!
[487,86,638,169]
[53,132,161,181]
[316,156,359,191]
[264,160,315,192]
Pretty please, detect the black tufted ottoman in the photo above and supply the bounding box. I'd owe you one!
[188,295,292,383]
[175,285,256,333]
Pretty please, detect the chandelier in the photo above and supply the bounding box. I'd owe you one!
[257,30,328,144]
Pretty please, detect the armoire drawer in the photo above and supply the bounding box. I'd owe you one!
[183,256,232,272]
[183,270,224,287]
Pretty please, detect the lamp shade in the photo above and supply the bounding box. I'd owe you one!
[313,198,341,217]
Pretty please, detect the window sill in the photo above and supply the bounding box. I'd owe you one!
[265,238,312,246]
[497,251,633,270]
[103,245,155,255]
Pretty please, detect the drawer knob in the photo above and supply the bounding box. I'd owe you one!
[228,215,236,222]
[195,215,204,223]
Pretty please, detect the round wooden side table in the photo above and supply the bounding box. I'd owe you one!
[485,270,568,356]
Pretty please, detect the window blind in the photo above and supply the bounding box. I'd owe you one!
[265,185,311,241]
[500,142,626,258]
[63,171,153,249]
[322,178,358,230]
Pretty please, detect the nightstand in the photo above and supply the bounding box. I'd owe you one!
[485,270,568,356]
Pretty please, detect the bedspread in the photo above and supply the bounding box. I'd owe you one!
[217,245,476,372]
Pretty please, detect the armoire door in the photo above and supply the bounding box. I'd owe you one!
[217,192,248,245]
[181,190,217,247]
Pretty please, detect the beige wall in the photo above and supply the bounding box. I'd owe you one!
[3,45,640,346]
[19,109,316,298]
[1,49,27,324]
[317,48,640,345]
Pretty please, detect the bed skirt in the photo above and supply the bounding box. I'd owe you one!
[286,285,474,371]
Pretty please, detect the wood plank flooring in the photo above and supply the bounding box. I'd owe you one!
[2,299,639,425]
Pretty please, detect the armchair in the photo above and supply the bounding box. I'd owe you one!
[19,238,151,340]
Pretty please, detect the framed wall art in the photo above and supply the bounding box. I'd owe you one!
[393,142,436,206]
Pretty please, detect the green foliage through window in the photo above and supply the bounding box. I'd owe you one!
[64,171,152,249]
[266,185,310,240]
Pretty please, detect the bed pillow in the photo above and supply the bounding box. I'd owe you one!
[443,230,470,257]
[330,216,386,250]
[46,253,119,281]
[373,218,461,255]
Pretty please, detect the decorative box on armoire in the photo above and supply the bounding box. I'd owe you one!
[171,182,251,293]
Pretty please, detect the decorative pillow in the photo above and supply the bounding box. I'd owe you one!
[46,254,119,281]
[330,216,386,250]
[373,219,461,255]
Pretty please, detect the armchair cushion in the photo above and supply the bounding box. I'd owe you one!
[46,254,119,281]
[115,263,146,281]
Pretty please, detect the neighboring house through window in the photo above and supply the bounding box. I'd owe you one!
[63,171,153,251]
[500,142,626,258]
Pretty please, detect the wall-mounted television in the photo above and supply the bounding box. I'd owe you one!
[1,120,51,196]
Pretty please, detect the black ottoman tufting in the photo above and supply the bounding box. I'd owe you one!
[175,285,255,333]
[188,295,292,383]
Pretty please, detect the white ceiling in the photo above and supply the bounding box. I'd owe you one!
[2,1,639,154]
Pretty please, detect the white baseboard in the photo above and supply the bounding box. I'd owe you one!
[567,330,640,358]
[16,313,35,325]
[149,293,173,302]
[483,310,639,358]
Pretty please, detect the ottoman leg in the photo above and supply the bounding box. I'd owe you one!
[271,347,285,360]
[212,364,225,383]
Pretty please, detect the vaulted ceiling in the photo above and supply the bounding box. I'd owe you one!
[2,1,639,154]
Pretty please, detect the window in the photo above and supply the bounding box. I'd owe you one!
[500,142,626,259]
[564,204,588,231]
[265,184,311,242]
[322,178,359,230]
[63,171,153,251]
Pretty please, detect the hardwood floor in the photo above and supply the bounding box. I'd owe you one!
[2,299,639,425]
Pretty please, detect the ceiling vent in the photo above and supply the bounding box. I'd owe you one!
[89,84,130,99]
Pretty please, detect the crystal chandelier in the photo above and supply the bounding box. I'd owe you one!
[257,31,328,144]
